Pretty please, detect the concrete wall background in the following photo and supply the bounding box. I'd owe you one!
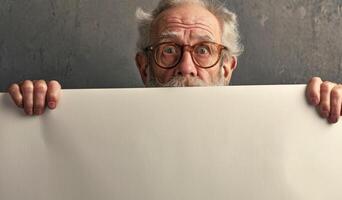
[0,0,341,92]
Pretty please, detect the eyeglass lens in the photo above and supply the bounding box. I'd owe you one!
[154,43,221,68]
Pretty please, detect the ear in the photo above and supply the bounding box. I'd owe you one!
[222,56,237,84]
[135,52,149,86]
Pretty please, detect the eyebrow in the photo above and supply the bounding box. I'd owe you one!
[158,31,215,43]
[157,31,179,41]
[192,35,215,42]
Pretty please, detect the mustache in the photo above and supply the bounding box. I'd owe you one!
[146,65,226,87]
[155,75,207,87]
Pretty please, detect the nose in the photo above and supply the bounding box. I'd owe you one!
[175,51,198,77]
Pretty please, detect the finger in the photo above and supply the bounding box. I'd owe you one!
[328,85,342,123]
[319,81,336,118]
[20,80,34,115]
[306,77,322,105]
[8,83,23,108]
[46,80,61,109]
[33,80,48,115]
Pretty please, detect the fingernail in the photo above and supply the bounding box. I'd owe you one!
[322,112,329,118]
[48,102,56,109]
[330,114,338,122]
[35,109,41,115]
[329,118,337,124]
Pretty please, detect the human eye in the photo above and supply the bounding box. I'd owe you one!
[195,45,211,55]
[162,45,177,55]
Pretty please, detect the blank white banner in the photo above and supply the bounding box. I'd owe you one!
[1,85,342,200]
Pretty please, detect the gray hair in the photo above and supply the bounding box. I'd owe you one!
[135,0,244,57]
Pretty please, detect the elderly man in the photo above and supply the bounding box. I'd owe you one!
[7,0,342,123]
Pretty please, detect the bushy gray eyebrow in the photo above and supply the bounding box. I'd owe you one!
[158,31,215,42]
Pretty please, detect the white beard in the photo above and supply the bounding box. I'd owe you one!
[146,66,226,87]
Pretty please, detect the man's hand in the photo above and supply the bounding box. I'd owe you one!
[8,80,61,116]
[306,77,342,124]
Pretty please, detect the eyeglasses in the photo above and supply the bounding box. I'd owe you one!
[144,41,228,69]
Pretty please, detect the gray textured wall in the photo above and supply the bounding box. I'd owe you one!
[0,0,341,92]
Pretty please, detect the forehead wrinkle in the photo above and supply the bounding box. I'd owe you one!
[164,21,215,37]
[165,17,214,28]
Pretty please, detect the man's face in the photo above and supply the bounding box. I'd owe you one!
[136,3,237,87]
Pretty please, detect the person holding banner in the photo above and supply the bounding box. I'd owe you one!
[7,0,342,124]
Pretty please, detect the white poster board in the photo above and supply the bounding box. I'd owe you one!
[1,85,342,200]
